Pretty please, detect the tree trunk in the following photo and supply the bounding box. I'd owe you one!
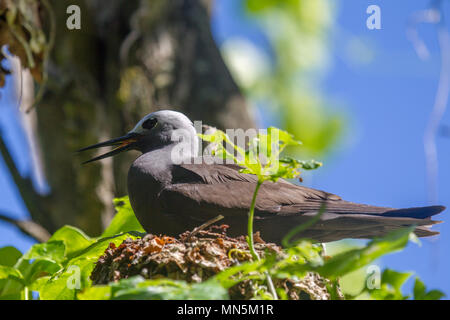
[0,0,254,237]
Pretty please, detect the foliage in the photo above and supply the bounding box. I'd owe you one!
[199,126,323,298]
[0,126,445,300]
[0,197,444,300]
[199,127,322,182]
[198,127,444,300]
[79,277,228,300]
[0,124,444,300]
[0,0,444,301]
[358,269,446,300]
[222,0,344,156]
[0,197,142,300]
[0,0,48,86]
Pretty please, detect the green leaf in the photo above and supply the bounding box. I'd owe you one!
[77,286,111,300]
[186,280,229,300]
[38,260,91,300]
[38,233,134,300]
[198,126,319,183]
[0,265,23,281]
[101,197,145,237]
[0,265,25,298]
[246,0,279,13]
[23,241,66,264]
[38,273,77,300]
[0,247,23,267]
[423,290,445,300]
[109,277,183,300]
[268,127,301,146]
[214,260,265,289]
[28,275,51,292]
[413,278,445,300]
[274,242,324,279]
[22,259,62,285]
[413,277,426,299]
[362,269,412,300]
[49,226,94,259]
[317,227,414,280]
[0,290,23,300]
[382,269,412,293]
[101,276,229,300]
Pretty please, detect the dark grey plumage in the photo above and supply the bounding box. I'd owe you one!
[82,110,445,244]
[128,151,443,243]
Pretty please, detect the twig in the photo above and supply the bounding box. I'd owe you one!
[187,214,225,240]
[0,128,53,230]
[247,181,262,262]
[0,130,36,203]
[0,212,51,243]
[246,180,278,300]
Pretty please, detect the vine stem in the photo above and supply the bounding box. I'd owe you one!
[247,180,262,261]
[247,180,278,300]
[24,287,29,300]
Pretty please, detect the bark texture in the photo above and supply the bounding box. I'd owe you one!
[0,0,254,236]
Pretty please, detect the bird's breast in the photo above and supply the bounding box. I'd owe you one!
[127,154,190,236]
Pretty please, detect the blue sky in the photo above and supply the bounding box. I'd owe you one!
[1,0,449,295]
[317,0,450,294]
[211,0,450,294]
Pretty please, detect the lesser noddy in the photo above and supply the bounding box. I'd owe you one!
[79,110,445,243]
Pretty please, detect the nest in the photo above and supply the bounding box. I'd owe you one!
[90,225,338,300]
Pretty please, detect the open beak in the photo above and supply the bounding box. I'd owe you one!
[78,132,142,164]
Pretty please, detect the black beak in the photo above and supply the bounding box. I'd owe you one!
[78,132,142,164]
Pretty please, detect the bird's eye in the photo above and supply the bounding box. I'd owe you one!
[142,118,158,130]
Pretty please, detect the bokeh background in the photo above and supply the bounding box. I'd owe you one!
[1,0,449,296]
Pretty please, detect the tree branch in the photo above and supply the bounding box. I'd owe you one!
[0,129,54,230]
[0,212,51,243]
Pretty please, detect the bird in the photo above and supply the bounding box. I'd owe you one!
[79,110,445,244]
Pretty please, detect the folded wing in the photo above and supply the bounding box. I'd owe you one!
[158,162,444,243]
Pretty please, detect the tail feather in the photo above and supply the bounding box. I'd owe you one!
[414,225,440,237]
[277,204,446,243]
[382,205,445,219]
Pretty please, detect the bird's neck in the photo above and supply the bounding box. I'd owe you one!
[132,138,197,183]
[131,146,173,185]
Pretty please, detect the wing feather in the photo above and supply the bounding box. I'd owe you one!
[155,161,443,242]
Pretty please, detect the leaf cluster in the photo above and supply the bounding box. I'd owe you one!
[0,198,444,300]
[0,127,445,300]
